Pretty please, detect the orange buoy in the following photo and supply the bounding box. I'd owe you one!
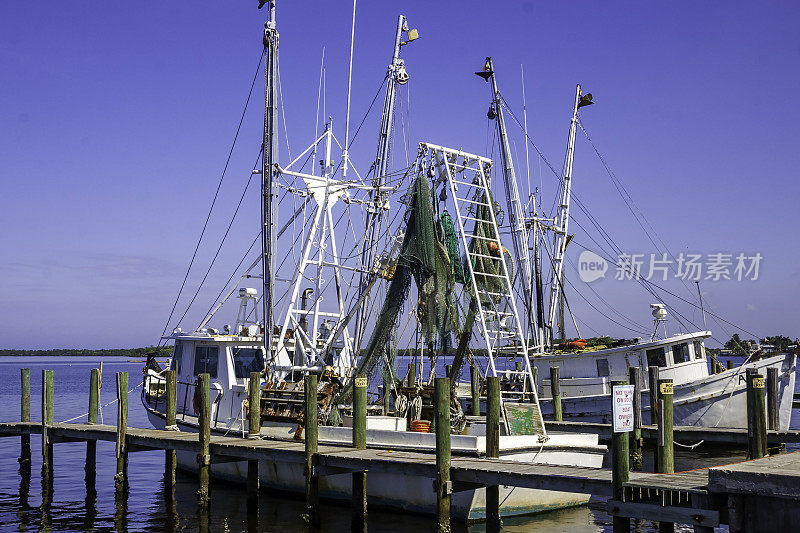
[409,420,432,433]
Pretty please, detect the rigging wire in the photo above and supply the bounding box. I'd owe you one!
[158,52,264,345]
[172,151,263,331]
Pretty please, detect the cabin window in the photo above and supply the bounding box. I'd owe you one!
[233,347,265,378]
[172,343,183,374]
[596,359,610,377]
[646,347,667,368]
[693,341,705,360]
[193,346,219,378]
[672,343,690,364]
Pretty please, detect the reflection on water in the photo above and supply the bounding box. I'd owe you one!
[0,357,791,532]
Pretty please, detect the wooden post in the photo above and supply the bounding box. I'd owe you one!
[408,362,417,388]
[656,378,674,533]
[766,367,779,431]
[304,373,319,527]
[247,372,261,514]
[486,376,501,533]
[470,364,480,416]
[352,375,367,532]
[746,369,767,459]
[164,370,177,490]
[611,379,630,532]
[197,373,210,506]
[41,369,54,479]
[86,368,100,485]
[19,368,31,472]
[434,377,451,533]
[726,360,734,370]
[550,366,562,421]
[656,379,674,474]
[648,366,660,425]
[248,372,261,437]
[115,372,129,495]
[629,367,643,471]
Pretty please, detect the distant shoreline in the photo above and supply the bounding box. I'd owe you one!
[0,347,173,357]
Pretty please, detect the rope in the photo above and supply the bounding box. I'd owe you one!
[674,439,705,449]
[58,380,144,424]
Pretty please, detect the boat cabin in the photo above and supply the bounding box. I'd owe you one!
[532,331,712,399]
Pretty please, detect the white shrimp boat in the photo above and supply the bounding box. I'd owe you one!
[529,329,797,430]
[143,2,604,523]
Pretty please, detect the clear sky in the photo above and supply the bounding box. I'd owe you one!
[1,1,798,349]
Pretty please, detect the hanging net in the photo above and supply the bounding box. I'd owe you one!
[334,171,457,404]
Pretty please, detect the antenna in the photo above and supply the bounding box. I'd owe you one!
[342,0,357,177]
[313,47,325,177]
[521,65,531,201]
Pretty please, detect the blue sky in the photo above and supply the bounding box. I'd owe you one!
[1,1,798,349]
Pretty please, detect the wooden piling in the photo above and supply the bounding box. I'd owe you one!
[41,369,54,479]
[434,377,451,533]
[86,368,100,484]
[247,372,261,514]
[304,373,320,527]
[115,372,129,495]
[656,378,674,474]
[352,374,368,531]
[248,372,261,437]
[629,367,643,471]
[727,360,734,370]
[470,364,480,416]
[746,369,767,460]
[550,366,562,421]
[164,369,177,490]
[486,376,501,533]
[648,366,660,425]
[408,363,417,388]
[611,379,630,532]
[656,378,674,533]
[197,373,210,506]
[19,368,31,471]
[766,367,779,431]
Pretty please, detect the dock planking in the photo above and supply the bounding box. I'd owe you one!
[544,419,800,445]
[6,366,800,530]
[0,420,708,498]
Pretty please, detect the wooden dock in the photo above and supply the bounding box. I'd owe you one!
[3,419,800,531]
[6,367,800,532]
[544,419,800,446]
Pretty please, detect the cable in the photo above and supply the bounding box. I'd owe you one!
[158,52,264,344]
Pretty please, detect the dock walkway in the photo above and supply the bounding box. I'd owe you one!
[5,419,798,531]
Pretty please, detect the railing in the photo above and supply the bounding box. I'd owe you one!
[142,372,224,426]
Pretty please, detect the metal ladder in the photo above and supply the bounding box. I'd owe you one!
[425,143,544,434]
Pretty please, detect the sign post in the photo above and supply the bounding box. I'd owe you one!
[613,384,635,433]
[610,381,631,532]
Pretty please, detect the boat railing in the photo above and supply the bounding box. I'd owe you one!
[143,372,224,426]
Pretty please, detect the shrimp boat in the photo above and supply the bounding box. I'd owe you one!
[529,329,796,430]
[143,2,603,522]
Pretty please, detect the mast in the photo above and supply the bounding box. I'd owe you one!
[353,15,416,350]
[261,1,279,363]
[546,84,590,345]
[479,57,538,348]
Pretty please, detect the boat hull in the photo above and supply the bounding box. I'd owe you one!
[145,409,603,522]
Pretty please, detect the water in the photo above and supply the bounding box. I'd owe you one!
[0,356,793,532]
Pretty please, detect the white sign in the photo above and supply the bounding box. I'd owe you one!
[612,385,635,433]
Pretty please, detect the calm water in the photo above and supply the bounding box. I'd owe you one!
[0,356,792,532]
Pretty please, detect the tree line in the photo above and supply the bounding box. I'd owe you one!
[0,346,174,357]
